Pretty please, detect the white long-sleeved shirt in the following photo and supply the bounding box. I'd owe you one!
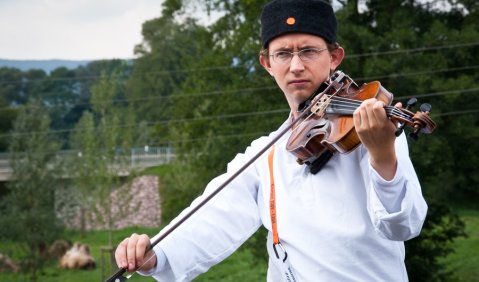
[143,117,428,281]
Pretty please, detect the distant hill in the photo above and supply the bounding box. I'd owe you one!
[0,59,91,73]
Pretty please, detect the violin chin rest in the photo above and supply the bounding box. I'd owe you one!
[307,150,334,174]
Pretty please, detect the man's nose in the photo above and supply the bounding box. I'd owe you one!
[289,54,305,74]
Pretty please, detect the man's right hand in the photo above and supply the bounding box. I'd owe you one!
[114,233,157,273]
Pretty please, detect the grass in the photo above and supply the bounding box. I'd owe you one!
[0,204,477,281]
[441,208,479,282]
[1,211,478,281]
[0,227,266,282]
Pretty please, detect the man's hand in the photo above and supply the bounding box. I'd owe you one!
[115,233,157,273]
[353,98,401,180]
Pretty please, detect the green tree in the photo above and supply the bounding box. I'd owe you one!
[0,67,26,105]
[68,111,98,236]
[0,100,63,281]
[405,201,467,282]
[0,96,18,151]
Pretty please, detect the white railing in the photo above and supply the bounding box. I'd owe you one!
[130,146,175,168]
[0,146,174,181]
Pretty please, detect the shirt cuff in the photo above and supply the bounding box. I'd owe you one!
[369,161,407,213]
[137,246,167,276]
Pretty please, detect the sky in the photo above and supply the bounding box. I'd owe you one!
[0,0,461,61]
[0,0,165,60]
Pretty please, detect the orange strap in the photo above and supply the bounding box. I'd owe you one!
[268,145,279,245]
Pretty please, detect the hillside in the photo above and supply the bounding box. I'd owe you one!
[0,59,91,73]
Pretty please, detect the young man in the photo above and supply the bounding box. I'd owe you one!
[115,0,427,281]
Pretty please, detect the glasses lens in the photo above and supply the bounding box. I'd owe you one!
[273,51,292,63]
[299,49,321,61]
[271,48,326,64]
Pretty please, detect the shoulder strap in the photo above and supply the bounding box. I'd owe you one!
[268,145,279,245]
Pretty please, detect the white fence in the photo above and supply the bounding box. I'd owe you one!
[0,146,174,181]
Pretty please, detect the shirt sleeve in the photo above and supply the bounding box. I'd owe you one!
[365,133,428,241]
[136,247,167,277]
[145,139,266,281]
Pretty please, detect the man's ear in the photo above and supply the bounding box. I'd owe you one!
[259,54,274,76]
[330,46,345,72]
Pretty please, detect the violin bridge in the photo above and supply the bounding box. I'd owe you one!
[311,95,332,118]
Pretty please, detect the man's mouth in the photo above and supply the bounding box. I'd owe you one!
[288,79,309,86]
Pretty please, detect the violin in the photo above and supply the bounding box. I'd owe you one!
[286,71,437,173]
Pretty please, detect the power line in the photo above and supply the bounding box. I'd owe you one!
[433,109,479,117]
[0,41,478,85]
[1,63,478,113]
[0,108,290,138]
[354,64,479,82]
[0,108,476,153]
[2,85,479,138]
[1,93,477,139]
[345,41,479,58]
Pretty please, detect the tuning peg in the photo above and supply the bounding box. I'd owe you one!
[408,126,422,142]
[396,98,418,137]
[420,103,432,113]
[406,98,417,109]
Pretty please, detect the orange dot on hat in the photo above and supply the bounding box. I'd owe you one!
[286,17,296,25]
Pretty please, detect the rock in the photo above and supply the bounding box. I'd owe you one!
[59,242,96,270]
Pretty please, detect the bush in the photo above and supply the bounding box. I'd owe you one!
[406,201,466,282]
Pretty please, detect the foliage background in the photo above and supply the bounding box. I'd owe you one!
[0,0,478,281]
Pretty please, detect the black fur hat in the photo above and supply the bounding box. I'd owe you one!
[260,0,337,48]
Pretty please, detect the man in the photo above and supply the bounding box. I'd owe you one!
[115,0,427,281]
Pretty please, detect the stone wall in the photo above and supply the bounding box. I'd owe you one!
[57,175,161,230]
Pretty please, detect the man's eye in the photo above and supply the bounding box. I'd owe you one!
[275,51,291,59]
[301,49,317,56]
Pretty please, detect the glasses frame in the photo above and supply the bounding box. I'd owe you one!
[268,47,329,64]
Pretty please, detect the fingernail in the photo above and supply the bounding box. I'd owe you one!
[129,263,134,270]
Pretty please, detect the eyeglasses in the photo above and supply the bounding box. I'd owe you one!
[269,47,329,64]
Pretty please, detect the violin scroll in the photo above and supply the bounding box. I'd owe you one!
[393,98,437,141]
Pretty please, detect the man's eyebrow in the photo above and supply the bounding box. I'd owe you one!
[271,47,293,52]
[271,45,324,52]
[299,45,325,50]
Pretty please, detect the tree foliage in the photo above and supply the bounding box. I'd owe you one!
[0,0,477,280]
[68,69,139,244]
[0,100,63,281]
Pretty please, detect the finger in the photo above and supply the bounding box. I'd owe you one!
[356,100,373,131]
[353,103,362,130]
[136,234,151,266]
[371,100,387,123]
[127,233,140,272]
[115,238,129,269]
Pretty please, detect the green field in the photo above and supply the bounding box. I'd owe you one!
[440,208,479,282]
[0,209,477,282]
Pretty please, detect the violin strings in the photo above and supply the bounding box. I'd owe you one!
[326,96,412,120]
[292,90,414,133]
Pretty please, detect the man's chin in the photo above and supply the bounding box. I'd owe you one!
[291,91,315,103]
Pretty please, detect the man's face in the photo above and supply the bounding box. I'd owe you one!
[260,33,344,114]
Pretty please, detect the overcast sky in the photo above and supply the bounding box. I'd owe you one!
[0,0,165,60]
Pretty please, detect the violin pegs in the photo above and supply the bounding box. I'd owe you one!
[408,127,422,142]
[406,98,417,110]
[420,103,432,113]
